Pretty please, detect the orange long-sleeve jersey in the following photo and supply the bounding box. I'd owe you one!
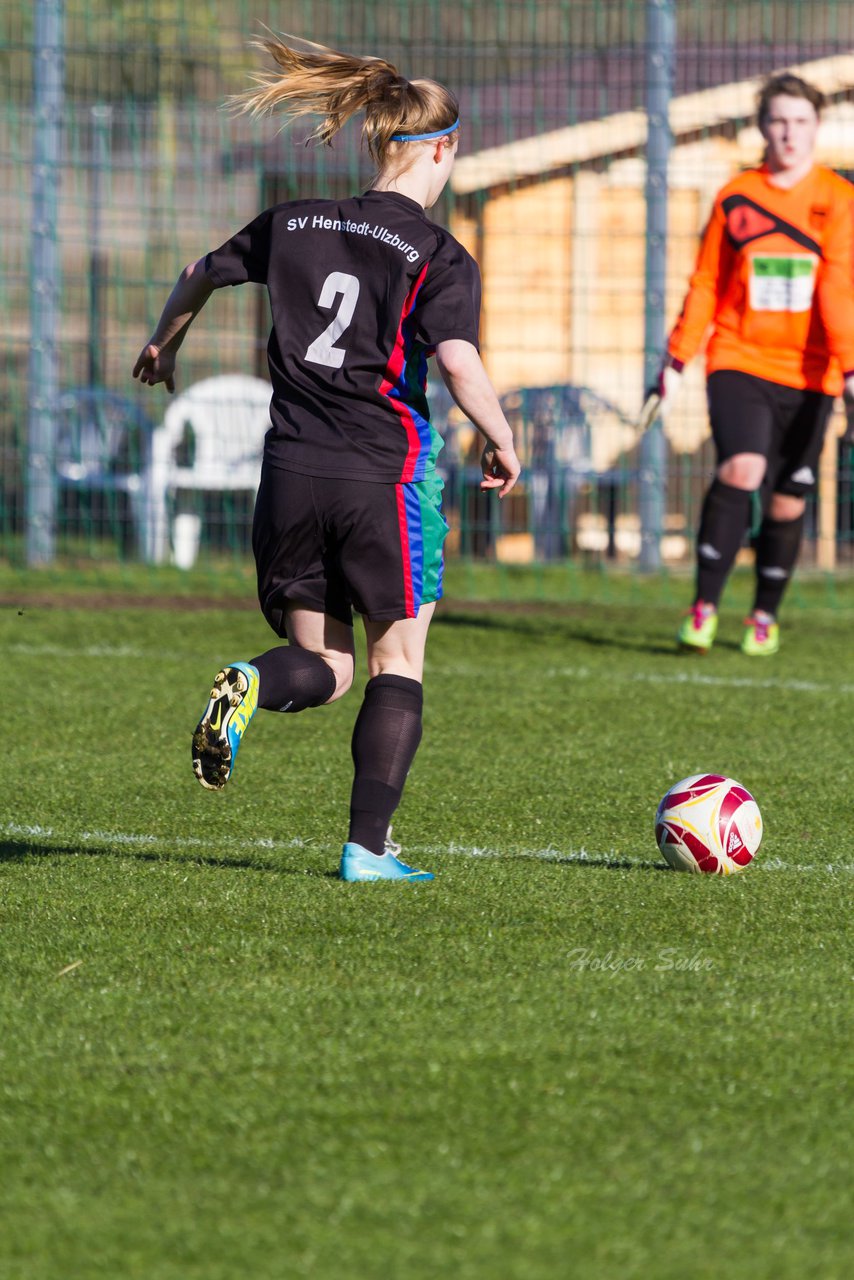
[667,164,854,395]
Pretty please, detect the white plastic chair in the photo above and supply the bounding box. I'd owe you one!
[146,374,272,566]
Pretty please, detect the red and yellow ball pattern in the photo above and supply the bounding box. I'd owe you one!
[655,774,763,874]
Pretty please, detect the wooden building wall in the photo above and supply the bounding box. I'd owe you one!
[450,144,729,467]
[449,126,852,564]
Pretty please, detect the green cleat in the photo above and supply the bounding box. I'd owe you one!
[741,611,780,657]
[677,601,718,653]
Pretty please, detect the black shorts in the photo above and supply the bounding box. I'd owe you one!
[707,369,834,496]
[252,462,448,633]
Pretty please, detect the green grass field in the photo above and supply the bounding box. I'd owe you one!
[2,567,852,1279]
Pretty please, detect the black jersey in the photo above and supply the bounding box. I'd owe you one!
[205,190,481,483]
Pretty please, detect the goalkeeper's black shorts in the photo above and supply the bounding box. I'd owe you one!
[708,369,833,495]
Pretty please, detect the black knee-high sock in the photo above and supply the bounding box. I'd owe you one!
[695,479,753,607]
[752,514,804,616]
[250,645,336,712]
[349,674,424,856]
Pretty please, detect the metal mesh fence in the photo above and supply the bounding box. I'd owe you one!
[4,1,854,582]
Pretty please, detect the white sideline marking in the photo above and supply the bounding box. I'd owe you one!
[3,822,852,876]
[3,644,851,695]
[6,644,147,659]
[434,662,854,695]
[3,822,308,854]
[614,669,854,695]
[422,842,853,874]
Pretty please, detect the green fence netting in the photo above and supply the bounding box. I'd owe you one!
[3,0,854,595]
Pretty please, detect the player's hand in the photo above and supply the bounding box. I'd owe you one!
[480,442,521,498]
[843,373,854,445]
[132,343,176,393]
[638,358,684,431]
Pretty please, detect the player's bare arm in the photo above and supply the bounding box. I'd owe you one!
[435,338,521,496]
[132,257,215,392]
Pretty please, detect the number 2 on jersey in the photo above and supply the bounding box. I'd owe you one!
[305,272,361,369]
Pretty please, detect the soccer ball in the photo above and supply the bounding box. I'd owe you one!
[655,774,762,875]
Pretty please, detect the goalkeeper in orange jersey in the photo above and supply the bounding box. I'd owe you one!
[641,73,854,656]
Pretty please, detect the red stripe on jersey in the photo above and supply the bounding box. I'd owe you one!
[380,262,430,483]
[395,483,416,617]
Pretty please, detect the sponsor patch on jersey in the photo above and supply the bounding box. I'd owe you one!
[749,255,817,313]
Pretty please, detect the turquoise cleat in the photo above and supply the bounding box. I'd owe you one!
[192,662,260,790]
[339,840,434,882]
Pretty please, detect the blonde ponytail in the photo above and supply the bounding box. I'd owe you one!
[231,31,459,166]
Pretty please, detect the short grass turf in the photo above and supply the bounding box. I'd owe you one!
[2,576,852,1279]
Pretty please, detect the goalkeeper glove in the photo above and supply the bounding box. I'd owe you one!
[638,356,684,431]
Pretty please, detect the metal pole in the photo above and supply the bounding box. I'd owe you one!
[88,104,112,388]
[638,0,675,572]
[26,0,65,566]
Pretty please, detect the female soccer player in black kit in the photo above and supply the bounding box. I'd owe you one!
[133,33,521,881]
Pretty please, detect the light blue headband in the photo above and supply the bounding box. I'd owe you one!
[390,118,460,143]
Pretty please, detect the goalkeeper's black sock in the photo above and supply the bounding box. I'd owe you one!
[250,645,336,712]
[752,513,804,617]
[348,674,423,857]
[695,479,753,607]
